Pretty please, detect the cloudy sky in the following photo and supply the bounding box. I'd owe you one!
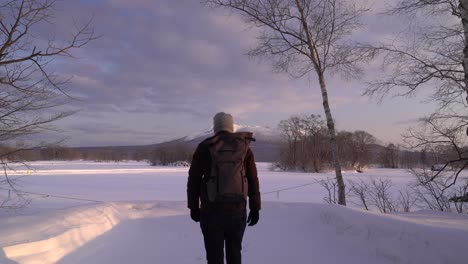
[40,0,437,147]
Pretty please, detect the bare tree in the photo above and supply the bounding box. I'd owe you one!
[337,130,376,171]
[449,178,468,213]
[204,0,375,205]
[349,178,415,212]
[278,114,378,172]
[302,114,328,172]
[149,144,192,166]
[379,143,399,168]
[364,1,468,191]
[369,177,396,213]
[0,0,96,208]
[412,168,453,211]
[411,166,468,213]
[399,149,419,169]
[278,115,303,169]
[403,114,468,192]
[396,188,416,213]
[336,131,354,169]
[351,131,376,171]
[278,114,335,172]
[365,1,467,107]
[316,177,338,204]
[348,179,370,210]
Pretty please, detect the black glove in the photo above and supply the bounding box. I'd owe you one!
[190,209,200,222]
[247,210,259,226]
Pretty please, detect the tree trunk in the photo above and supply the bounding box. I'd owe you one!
[461,0,468,103]
[294,0,346,205]
[318,72,347,205]
[460,0,468,136]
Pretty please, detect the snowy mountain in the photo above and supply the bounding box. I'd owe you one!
[156,124,283,162]
[72,124,282,162]
[183,124,281,142]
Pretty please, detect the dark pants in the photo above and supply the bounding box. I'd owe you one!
[200,209,247,264]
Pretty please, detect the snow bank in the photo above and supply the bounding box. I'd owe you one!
[1,203,121,264]
[1,201,467,264]
[245,202,468,264]
[0,201,188,264]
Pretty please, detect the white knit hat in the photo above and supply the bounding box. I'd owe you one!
[213,112,234,134]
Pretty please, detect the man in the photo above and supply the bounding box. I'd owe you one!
[187,112,261,264]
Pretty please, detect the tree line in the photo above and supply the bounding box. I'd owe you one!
[2,113,457,171]
[275,114,456,172]
[0,143,193,166]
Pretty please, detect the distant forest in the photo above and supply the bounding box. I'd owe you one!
[0,114,461,172]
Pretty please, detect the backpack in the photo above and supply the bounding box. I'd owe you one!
[205,132,255,203]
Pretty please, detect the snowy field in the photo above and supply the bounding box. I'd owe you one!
[0,161,467,264]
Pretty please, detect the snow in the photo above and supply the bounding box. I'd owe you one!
[234,124,281,141]
[184,128,213,142]
[183,124,280,142]
[1,161,467,264]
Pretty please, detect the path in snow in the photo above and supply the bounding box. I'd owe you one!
[1,161,468,264]
[3,202,467,264]
[57,215,206,264]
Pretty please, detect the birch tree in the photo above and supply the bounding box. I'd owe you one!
[204,0,373,205]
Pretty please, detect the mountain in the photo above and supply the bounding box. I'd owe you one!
[156,124,283,162]
[69,126,423,166]
[183,124,281,142]
[72,125,283,162]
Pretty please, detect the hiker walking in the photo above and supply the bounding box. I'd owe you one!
[187,112,261,264]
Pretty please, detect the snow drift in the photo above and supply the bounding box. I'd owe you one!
[1,201,467,264]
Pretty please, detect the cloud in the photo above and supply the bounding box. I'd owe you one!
[393,118,423,125]
[67,122,167,137]
[51,0,368,119]
[27,0,437,146]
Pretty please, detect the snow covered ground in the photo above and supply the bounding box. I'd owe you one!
[0,161,467,264]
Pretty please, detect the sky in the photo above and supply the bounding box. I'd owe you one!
[36,0,438,147]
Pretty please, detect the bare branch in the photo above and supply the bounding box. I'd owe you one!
[0,0,96,209]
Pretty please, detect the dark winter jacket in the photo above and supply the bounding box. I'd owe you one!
[187,131,261,211]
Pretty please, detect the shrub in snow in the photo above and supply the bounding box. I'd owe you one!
[149,144,192,166]
[150,160,190,167]
[315,177,339,204]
